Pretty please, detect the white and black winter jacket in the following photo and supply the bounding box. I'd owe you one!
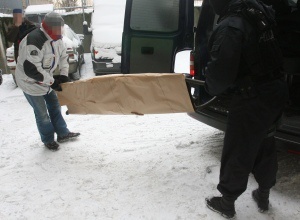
[15,26,69,96]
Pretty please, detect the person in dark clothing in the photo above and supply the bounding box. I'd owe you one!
[204,0,289,218]
[6,8,36,62]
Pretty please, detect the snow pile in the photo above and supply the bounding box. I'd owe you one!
[92,46,121,61]
[63,36,77,49]
[63,25,81,48]
[89,0,126,61]
[91,0,126,46]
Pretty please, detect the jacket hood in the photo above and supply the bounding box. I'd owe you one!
[41,12,64,41]
[230,0,276,25]
[40,25,61,42]
[210,0,231,15]
[211,0,275,24]
[41,21,63,41]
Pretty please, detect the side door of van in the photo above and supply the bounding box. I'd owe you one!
[121,0,194,73]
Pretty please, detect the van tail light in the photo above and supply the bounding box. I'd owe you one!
[288,150,300,155]
[67,47,75,59]
[67,48,75,59]
[7,59,15,63]
[190,51,195,77]
[68,53,75,59]
[93,49,98,55]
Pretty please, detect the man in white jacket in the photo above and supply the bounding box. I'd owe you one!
[15,12,80,150]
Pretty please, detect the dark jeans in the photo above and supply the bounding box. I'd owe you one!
[217,79,289,199]
[24,91,69,144]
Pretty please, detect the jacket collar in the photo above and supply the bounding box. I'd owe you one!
[40,23,63,41]
[40,26,54,41]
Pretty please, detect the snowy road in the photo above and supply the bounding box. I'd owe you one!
[0,54,299,220]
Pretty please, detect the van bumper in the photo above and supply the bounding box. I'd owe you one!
[92,60,121,75]
[187,111,300,153]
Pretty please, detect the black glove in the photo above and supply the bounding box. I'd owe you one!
[50,79,62,91]
[53,75,60,80]
[59,75,70,83]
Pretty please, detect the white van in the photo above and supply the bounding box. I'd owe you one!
[84,0,126,75]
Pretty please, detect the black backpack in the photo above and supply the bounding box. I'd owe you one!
[240,0,283,80]
[14,22,37,62]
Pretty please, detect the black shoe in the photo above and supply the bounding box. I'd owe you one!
[45,141,59,150]
[252,189,269,212]
[206,197,236,219]
[57,132,80,143]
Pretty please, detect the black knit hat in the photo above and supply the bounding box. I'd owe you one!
[43,11,64,27]
[13,8,22,14]
[210,0,231,15]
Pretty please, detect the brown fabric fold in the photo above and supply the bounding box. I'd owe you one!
[57,73,194,115]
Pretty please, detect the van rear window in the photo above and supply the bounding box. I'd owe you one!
[130,0,180,32]
[25,15,39,24]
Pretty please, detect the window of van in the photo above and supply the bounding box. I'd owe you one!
[130,0,180,32]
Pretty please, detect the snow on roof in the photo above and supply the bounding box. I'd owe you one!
[91,0,126,45]
[58,8,93,16]
[24,4,54,15]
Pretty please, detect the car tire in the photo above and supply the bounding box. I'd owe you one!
[71,68,80,81]
[12,74,18,87]
[81,54,85,65]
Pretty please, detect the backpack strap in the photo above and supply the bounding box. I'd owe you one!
[238,1,283,82]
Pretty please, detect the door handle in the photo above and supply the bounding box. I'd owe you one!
[141,47,154,55]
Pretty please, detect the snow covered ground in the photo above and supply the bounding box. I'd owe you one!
[0,54,300,220]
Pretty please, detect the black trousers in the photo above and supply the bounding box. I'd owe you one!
[217,79,289,199]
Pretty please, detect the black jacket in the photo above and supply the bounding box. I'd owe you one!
[7,18,36,62]
[204,0,277,96]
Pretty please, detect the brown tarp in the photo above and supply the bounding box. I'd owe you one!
[56,73,194,115]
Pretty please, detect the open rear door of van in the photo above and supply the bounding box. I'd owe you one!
[121,0,194,74]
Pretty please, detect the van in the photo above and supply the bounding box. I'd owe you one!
[84,0,126,75]
[121,0,300,153]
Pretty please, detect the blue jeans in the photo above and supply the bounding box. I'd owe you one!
[24,91,70,144]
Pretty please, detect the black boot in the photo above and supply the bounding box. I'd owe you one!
[57,132,80,143]
[44,141,59,151]
[252,188,270,212]
[206,196,236,219]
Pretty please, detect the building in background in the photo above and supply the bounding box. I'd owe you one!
[25,0,52,5]
[20,0,93,8]
[53,0,93,9]
[85,0,93,6]
[0,0,23,12]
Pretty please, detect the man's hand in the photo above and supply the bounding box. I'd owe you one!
[59,75,70,83]
[50,79,62,91]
